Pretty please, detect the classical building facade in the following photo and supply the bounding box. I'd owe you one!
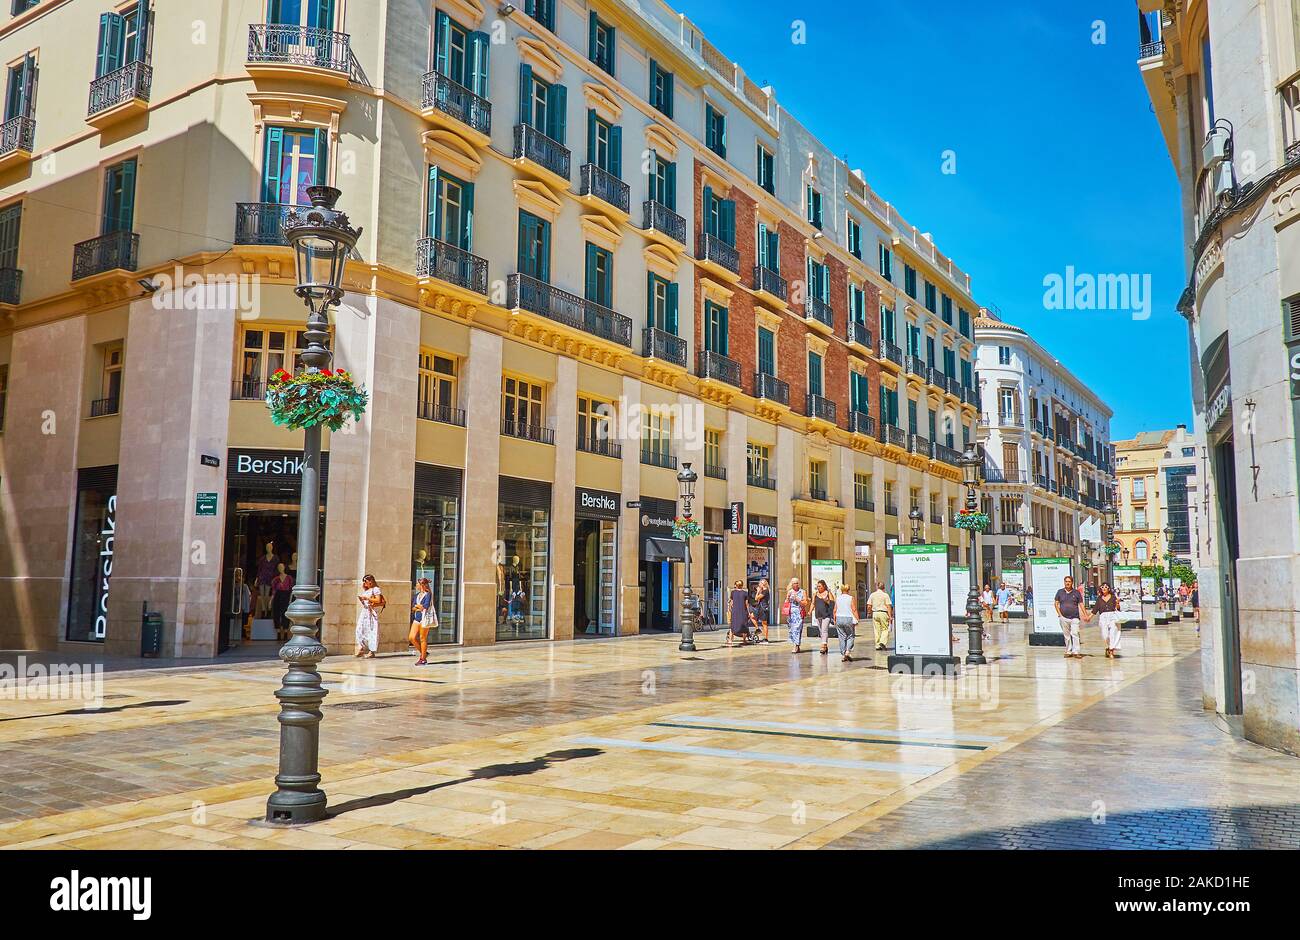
[1138,0,1300,754]
[0,0,984,658]
[973,312,1114,586]
[1113,425,1203,571]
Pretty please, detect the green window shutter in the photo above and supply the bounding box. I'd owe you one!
[540,218,551,282]
[312,0,335,29]
[434,11,451,76]
[461,180,474,249]
[646,271,656,324]
[666,281,678,334]
[586,109,597,164]
[607,25,616,76]
[313,128,329,186]
[262,127,284,203]
[134,0,150,63]
[610,125,622,178]
[517,212,530,275]
[664,69,674,116]
[757,223,768,268]
[720,200,735,245]
[118,159,137,232]
[664,160,676,211]
[469,31,490,97]
[426,165,440,239]
[584,243,598,300]
[548,83,567,144]
[588,11,598,62]
[97,13,124,78]
[518,63,533,126]
[701,185,713,235]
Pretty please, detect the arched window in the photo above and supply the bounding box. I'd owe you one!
[1135,540,1149,562]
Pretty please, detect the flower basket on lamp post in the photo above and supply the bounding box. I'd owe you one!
[265,367,369,431]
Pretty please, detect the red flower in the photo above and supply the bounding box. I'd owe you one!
[321,369,334,377]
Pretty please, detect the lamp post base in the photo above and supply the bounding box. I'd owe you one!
[887,653,960,676]
[1028,633,1067,647]
[265,788,328,825]
[1121,619,1148,630]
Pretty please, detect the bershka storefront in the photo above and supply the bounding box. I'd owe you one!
[574,486,620,636]
[218,448,329,652]
[65,465,119,642]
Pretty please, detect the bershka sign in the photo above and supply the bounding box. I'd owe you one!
[93,496,117,641]
[575,486,620,520]
[236,453,308,476]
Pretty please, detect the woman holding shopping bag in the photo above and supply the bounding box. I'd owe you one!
[355,574,385,658]
[1094,581,1123,658]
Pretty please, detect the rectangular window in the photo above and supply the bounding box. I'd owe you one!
[847,217,862,259]
[884,481,895,511]
[805,184,823,228]
[238,327,307,396]
[517,210,551,281]
[941,294,953,325]
[809,460,826,498]
[998,346,1011,365]
[904,265,917,299]
[879,243,893,281]
[757,326,775,376]
[1133,477,1145,498]
[806,258,829,302]
[585,243,613,307]
[943,346,956,378]
[426,166,473,249]
[649,60,673,118]
[95,0,150,78]
[704,300,728,355]
[756,144,774,194]
[97,343,123,414]
[747,443,771,482]
[646,272,678,332]
[1134,508,1147,529]
[433,11,489,96]
[650,154,676,210]
[642,410,673,462]
[418,350,457,415]
[705,103,727,158]
[589,12,615,76]
[807,351,823,396]
[502,375,545,428]
[850,371,870,414]
[959,308,971,338]
[960,358,972,389]
[849,284,866,324]
[702,186,736,245]
[705,429,722,470]
[519,65,567,143]
[577,395,614,450]
[0,201,20,271]
[101,158,137,234]
[907,398,918,435]
[262,127,327,205]
[585,111,622,175]
[4,53,35,121]
[924,281,937,313]
[926,335,936,368]
[522,0,553,31]
[854,473,871,508]
[757,222,779,272]
[880,303,895,345]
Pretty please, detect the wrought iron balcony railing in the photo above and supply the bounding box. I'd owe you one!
[72,230,139,279]
[642,327,686,367]
[849,411,875,437]
[933,443,963,466]
[806,393,836,424]
[753,265,786,301]
[848,321,873,349]
[705,464,727,480]
[416,237,489,295]
[878,424,907,448]
[697,232,739,275]
[855,496,875,512]
[90,396,120,417]
[501,418,555,444]
[1138,39,1165,60]
[513,123,570,180]
[577,435,622,459]
[642,200,686,244]
[754,371,789,406]
[805,296,833,327]
[925,366,945,389]
[0,267,20,305]
[0,115,35,156]
[88,60,151,118]
[235,202,292,245]
[232,379,265,401]
[999,411,1024,428]
[640,447,678,470]
[905,354,926,376]
[806,487,829,502]
[417,400,467,427]
[880,340,903,365]
[697,349,742,388]
[909,433,933,458]
[579,163,630,213]
[421,70,491,135]
[747,472,777,490]
[507,274,631,346]
[884,500,899,516]
[247,24,352,75]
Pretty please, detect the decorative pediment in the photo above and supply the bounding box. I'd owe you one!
[422,129,483,180]
[249,91,345,135]
[581,213,623,252]
[644,122,679,160]
[643,242,680,280]
[513,179,563,222]
[806,237,827,262]
[700,275,734,307]
[805,333,829,356]
[583,82,623,123]
[517,36,564,83]
[439,0,486,27]
[699,161,732,195]
[755,307,782,333]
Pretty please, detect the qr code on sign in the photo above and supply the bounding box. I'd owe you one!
[900,620,913,632]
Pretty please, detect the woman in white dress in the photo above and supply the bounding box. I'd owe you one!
[355,574,385,658]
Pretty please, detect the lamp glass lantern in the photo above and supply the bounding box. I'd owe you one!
[284,185,361,308]
[959,445,984,488]
[908,505,924,543]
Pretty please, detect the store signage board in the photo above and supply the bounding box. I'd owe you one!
[728,502,744,534]
[810,559,844,591]
[1030,557,1073,635]
[893,544,952,657]
[200,454,220,468]
[949,565,970,618]
[1114,566,1143,612]
[1000,569,1026,614]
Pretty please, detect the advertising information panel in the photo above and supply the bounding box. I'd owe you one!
[893,544,953,659]
[1030,557,1073,639]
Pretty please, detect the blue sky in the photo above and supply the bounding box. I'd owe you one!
[680,0,1189,439]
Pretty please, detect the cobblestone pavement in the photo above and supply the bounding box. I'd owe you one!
[0,619,1296,849]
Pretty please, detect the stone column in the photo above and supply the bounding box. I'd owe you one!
[108,290,236,657]
[838,446,856,569]
[618,376,642,636]
[321,295,420,652]
[551,357,578,641]
[0,316,87,650]
[460,328,503,646]
[776,424,797,590]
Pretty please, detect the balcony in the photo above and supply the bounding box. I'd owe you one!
[804,296,833,330]
[0,267,20,305]
[0,115,35,169]
[905,354,926,378]
[1032,419,1046,436]
[577,435,622,459]
[697,349,742,388]
[933,443,963,466]
[878,424,908,449]
[642,327,686,368]
[962,387,978,407]
[879,340,903,367]
[697,232,740,279]
[945,376,963,399]
[416,237,488,295]
[87,60,151,128]
[999,411,1024,428]
[579,164,630,216]
[847,321,874,351]
[501,418,555,445]
[512,123,571,186]
[90,396,120,418]
[806,487,829,503]
[247,24,354,84]
[642,200,686,246]
[752,265,787,304]
[231,379,265,401]
[417,400,467,427]
[987,469,1028,484]
[925,366,946,390]
[420,70,491,142]
[849,411,875,437]
[884,500,899,516]
[641,447,678,470]
[1137,39,1165,61]
[72,231,139,281]
[754,371,789,407]
[1049,480,1060,495]
[747,471,777,490]
[855,495,875,512]
[1034,473,1049,489]
[909,433,933,458]
[234,202,293,246]
[507,274,631,347]
[805,393,836,425]
[705,464,727,481]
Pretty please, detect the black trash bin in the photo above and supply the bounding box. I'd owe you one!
[141,607,163,658]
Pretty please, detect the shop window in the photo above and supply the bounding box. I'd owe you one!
[412,465,461,645]
[66,466,118,642]
[417,350,458,423]
[497,479,551,641]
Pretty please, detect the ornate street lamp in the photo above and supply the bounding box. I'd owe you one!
[676,462,700,653]
[1102,502,1118,585]
[1017,525,1033,619]
[908,505,925,544]
[958,445,986,665]
[1163,524,1176,609]
[266,186,362,826]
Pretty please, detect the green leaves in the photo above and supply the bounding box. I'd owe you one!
[265,372,369,432]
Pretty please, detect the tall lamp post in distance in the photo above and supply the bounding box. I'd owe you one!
[1017,525,1033,619]
[677,462,699,653]
[1163,524,1177,611]
[958,446,986,665]
[908,505,925,544]
[266,185,362,825]
[1102,502,1118,586]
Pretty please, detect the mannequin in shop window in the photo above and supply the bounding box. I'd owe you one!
[255,543,280,619]
[271,563,295,642]
[499,555,526,629]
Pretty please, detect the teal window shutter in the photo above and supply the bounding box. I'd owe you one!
[588,11,598,62]
[666,281,678,333]
[757,223,768,268]
[663,68,674,116]
[313,128,329,186]
[540,217,551,282]
[434,11,451,76]
[426,165,440,239]
[469,31,490,97]
[518,63,533,125]
[701,185,713,235]
[586,109,596,164]
[584,243,597,300]
[610,125,621,178]
[312,0,335,29]
[548,83,567,144]
[461,180,474,249]
[645,270,655,324]
[262,127,284,203]
[134,0,150,63]
[664,160,676,211]
[117,158,136,232]
[97,13,124,78]
[720,199,735,245]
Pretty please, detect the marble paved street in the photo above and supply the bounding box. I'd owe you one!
[1,620,1297,850]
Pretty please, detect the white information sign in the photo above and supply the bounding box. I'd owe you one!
[1114,566,1143,612]
[1000,569,1026,615]
[949,566,970,618]
[893,544,953,656]
[810,559,845,592]
[1030,557,1074,635]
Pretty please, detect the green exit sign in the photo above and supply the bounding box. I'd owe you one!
[195,492,218,516]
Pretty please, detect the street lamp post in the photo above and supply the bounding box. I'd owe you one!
[677,462,699,653]
[1080,538,1092,591]
[1018,525,1033,619]
[1163,525,1176,610]
[1102,502,1117,586]
[959,446,986,665]
[908,505,925,544]
[266,186,361,826]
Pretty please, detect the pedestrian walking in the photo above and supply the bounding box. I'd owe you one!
[752,578,771,644]
[1054,575,1090,658]
[784,578,807,653]
[980,583,995,623]
[868,581,893,650]
[995,582,1011,624]
[409,578,437,665]
[1094,581,1122,658]
[834,583,858,662]
[271,563,295,642]
[355,574,385,658]
[727,579,753,646]
[1192,581,1200,623]
[812,580,835,656]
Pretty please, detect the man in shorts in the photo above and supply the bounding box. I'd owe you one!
[868,582,893,651]
[1054,575,1090,658]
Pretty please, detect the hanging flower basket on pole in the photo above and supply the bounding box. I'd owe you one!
[952,510,991,533]
[672,517,702,540]
[1104,543,1123,556]
[265,368,369,432]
